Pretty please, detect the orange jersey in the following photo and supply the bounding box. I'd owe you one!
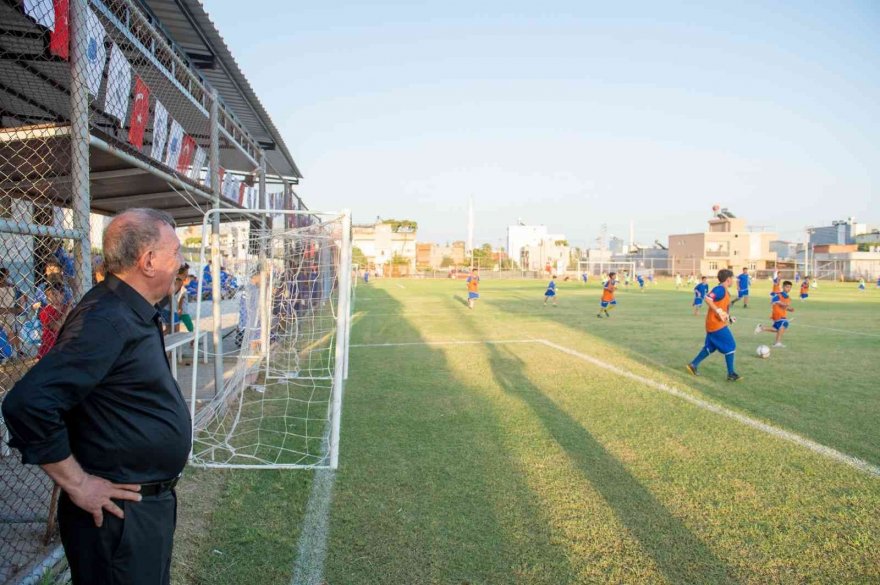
[601,280,616,302]
[771,292,790,321]
[705,285,731,332]
[800,281,809,293]
[466,275,479,292]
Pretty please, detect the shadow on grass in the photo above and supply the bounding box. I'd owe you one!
[326,284,576,583]
[479,338,740,584]
[452,293,469,307]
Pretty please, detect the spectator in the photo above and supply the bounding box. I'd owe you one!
[37,282,68,359]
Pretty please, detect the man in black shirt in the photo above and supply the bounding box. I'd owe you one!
[2,208,191,585]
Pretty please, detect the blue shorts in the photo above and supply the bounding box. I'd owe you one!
[468,292,480,300]
[545,290,556,297]
[772,319,789,330]
[858,284,865,290]
[800,293,808,299]
[704,327,736,355]
[738,289,749,298]
[693,297,703,306]
[600,299,617,308]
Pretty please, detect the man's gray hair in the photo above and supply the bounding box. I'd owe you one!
[103,208,176,274]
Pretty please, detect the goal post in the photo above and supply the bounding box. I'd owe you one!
[578,260,636,278]
[189,208,352,470]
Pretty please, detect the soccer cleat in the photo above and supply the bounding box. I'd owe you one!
[772,343,785,348]
[727,373,742,382]
[754,324,763,335]
[686,364,699,376]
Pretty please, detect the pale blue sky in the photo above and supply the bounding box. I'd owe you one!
[206,0,879,248]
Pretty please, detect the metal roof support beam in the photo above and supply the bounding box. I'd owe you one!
[91,191,186,207]
[70,0,93,299]
[89,134,213,201]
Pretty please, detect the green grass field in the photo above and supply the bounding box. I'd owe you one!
[174,277,880,584]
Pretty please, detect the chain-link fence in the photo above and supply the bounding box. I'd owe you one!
[1,0,302,580]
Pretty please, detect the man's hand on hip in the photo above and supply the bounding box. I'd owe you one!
[68,473,142,527]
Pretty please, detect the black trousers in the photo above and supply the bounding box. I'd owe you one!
[58,489,177,585]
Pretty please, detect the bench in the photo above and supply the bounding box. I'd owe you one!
[164,330,208,379]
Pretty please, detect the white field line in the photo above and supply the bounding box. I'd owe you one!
[350,337,879,477]
[396,283,406,289]
[732,315,880,338]
[290,467,336,585]
[535,339,880,478]
[350,339,534,348]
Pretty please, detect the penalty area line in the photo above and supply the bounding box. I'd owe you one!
[290,466,336,585]
[535,339,880,478]
[350,339,535,348]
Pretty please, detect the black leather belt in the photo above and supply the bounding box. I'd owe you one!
[139,477,179,497]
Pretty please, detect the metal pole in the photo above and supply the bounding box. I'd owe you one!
[209,89,224,396]
[330,210,352,469]
[258,156,269,365]
[69,0,92,300]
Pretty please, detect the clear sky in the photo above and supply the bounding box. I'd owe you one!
[206,0,879,249]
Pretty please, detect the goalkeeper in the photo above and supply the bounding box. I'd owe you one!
[686,269,741,382]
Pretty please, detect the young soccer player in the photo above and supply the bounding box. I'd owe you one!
[858,277,866,292]
[799,277,810,301]
[597,272,617,318]
[693,276,709,316]
[466,268,480,309]
[731,267,751,308]
[686,269,741,381]
[636,273,645,292]
[543,275,557,306]
[37,283,68,359]
[581,272,588,285]
[675,273,683,289]
[755,280,795,347]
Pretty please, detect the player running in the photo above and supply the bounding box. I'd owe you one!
[543,276,558,306]
[597,272,618,318]
[858,277,866,292]
[731,267,751,308]
[755,280,795,347]
[466,268,480,309]
[636,273,645,292]
[693,276,709,316]
[686,269,742,382]
[675,273,683,289]
[799,277,810,301]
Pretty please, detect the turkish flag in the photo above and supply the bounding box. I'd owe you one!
[49,0,69,59]
[176,134,197,174]
[127,76,150,149]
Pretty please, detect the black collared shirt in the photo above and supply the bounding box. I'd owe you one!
[1,274,191,483]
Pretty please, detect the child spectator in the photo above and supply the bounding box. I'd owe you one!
[37,283,68,359]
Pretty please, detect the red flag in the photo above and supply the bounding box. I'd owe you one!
[127,76,150,149]
[238,183,246,206]
[176,134,196,174]
[49,0,69,60]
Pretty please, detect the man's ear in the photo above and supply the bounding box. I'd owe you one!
[139,249,156,277]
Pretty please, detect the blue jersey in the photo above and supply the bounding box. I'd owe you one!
[547,280,556,291]
[694,282,709,299]
[737,273,750,290]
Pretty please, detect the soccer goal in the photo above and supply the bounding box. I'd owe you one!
[189,209,352,469]
[578,260,636,277]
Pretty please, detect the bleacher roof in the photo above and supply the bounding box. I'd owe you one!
[136,0,302,180]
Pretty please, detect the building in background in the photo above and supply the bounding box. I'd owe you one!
[668,212,777,276]
[353,221,418,275]
[809,218,868,246]
[416,241,466,269]
[770,240,798,260]
[507,222,568,270]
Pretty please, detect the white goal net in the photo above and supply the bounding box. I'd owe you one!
[189,209,352,469]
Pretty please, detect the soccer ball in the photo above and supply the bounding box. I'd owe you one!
[756,345,770,359]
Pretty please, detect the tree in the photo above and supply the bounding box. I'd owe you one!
[381,219,418,232]
[390,252,409,266]
[352,246,368,267]
[440,256,454,268]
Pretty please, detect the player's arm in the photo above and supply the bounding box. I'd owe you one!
[704,295,729,322]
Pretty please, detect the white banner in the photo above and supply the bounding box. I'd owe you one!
[23,0,55,29]
[104,44,132,124]
[164,119,184,169]
[150,100,169,161]
[84,9,107,97]
[190,146,206,182]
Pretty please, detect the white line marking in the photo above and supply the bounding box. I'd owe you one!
[290,467,336,585]
[733,316,880,338]
[350,339,534,348]
[535,339,880,477]
[396,283,406,289]
[348,337,879,476]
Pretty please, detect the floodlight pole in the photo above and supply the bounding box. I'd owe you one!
[69,0,92,300]
[209,89,224,396]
